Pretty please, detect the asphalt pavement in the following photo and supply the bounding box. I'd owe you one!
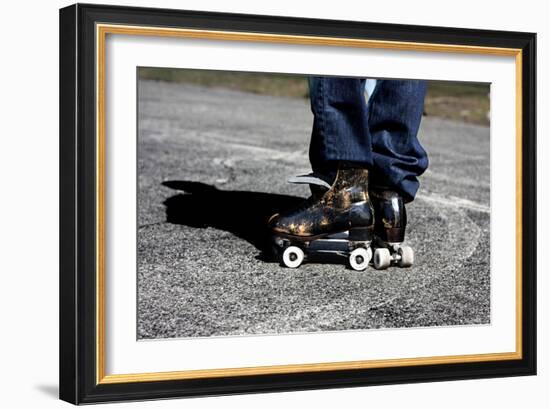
[137,79,490,339]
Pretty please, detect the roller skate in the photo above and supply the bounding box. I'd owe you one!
[369,188,414,270]
[268,167,375,271]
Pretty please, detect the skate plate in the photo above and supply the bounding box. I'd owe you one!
[273,231,372,271]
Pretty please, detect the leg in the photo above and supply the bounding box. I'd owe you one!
[367,79,427,269]
[308,76,373,177]
[269,77,376,269]
[368,79,428,202]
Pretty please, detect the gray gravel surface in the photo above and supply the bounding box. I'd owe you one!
[137,79,490,339]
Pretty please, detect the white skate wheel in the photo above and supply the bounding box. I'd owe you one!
[349,247,372,271]
[397,246,414,267]
[373,248,391,270]
[282,246,304,268]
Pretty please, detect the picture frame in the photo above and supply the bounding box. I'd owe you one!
[59,3,536,404]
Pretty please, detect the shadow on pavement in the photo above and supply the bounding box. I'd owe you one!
[162,180,304,259]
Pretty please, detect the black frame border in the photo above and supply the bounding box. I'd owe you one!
[59,3,536,404]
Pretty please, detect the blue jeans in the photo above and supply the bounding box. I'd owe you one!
[308,77,428,202]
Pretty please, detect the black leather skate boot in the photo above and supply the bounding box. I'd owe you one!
[268,167,375,270]
[269,167,374,241]
[369,188,414,269]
